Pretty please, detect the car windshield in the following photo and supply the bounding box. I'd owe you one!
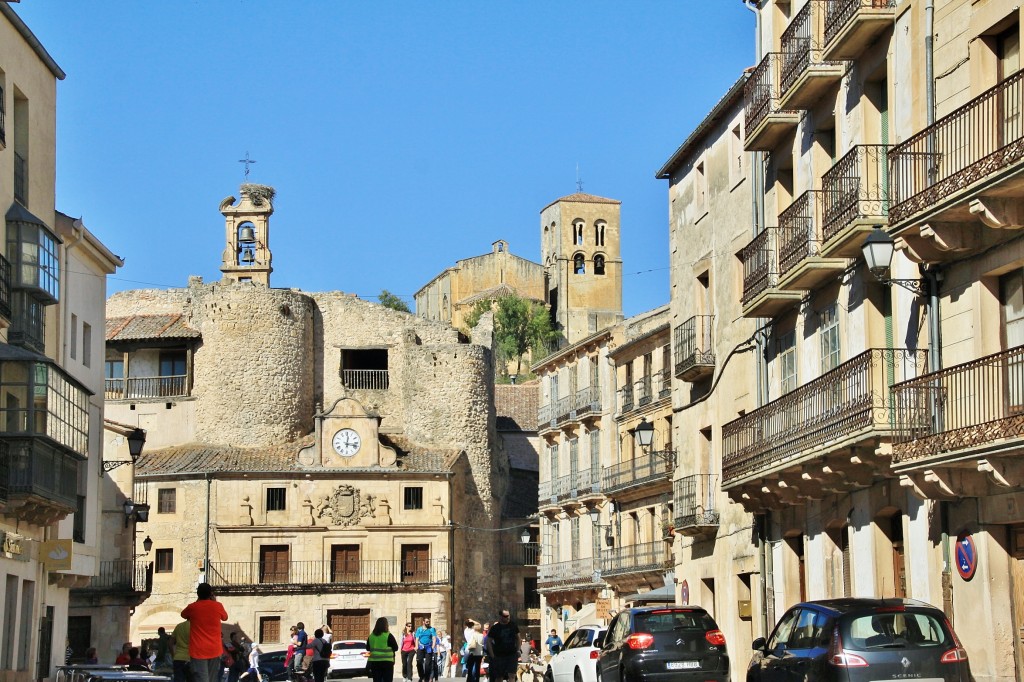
[634,610,716,632]
[334,642,366,650]
[843,611,952,650]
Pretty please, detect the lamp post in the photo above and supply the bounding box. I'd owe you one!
[102,427,147,474]
[861,227,928,295]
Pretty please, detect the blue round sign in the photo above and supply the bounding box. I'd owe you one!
[681,580,689,605]
[955,532,978,581]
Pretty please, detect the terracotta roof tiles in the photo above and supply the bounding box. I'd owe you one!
[106,314,200,342]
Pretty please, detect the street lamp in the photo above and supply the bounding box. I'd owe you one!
[631,418,655,452]
[588,507,615,548]
[861,227,928,295]
[519,527,531,544]
[102,427,147,475]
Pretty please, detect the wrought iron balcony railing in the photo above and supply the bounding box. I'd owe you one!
[892,344,1024,465]
[654,369,671,399]
[636,377,653,407]
[552,473,573,502]
[570,468,602,498]
[555,396,572,423]
[674,315,715,381]
[207,558,452,593]
[537,557,603,589]
[821,144,889,248]
[740,228,777,304]
[779,1,845,100]
[342,369,390,390]
[500,542,540,566]
[823,0,897,58]
[745,53,794,138]
[603,451,673,495]
[777,191,826,277]
[538,403,554,430]
[514,603,543,624]
[620,386,635,413]
[600,541,672,578]
[572,385,601,418]
[105,375,188,400]
[722,348,928,485]
[673,474,720,536]
[889,68,1024,226]
[75,560,152,593]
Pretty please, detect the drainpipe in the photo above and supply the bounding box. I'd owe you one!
[925,0,935,126]
[204,474,212,576]
[756,513,770,637]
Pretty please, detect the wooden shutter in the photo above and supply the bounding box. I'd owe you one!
[328,609,371,639]
[260,616,281,644]
[402,544,430,582]
[260,545,289,584]
[332,544,360,582]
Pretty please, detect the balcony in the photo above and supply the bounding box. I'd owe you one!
[776,191,847,290]
[72,560,152,596]
[654,369,671,400]
[13,151,26,205]
[538,403,554,432]
[739,229,803,317]
[822,0,897,62]
[105,375,188,400]
[722,348,928,503]
[500,542,540,566]
[820,145,889,257]
[207,558,452,594]
[620,386,634,413]
[599,541,672,579]
[555,396,572,424]
[778,1,846,111]
[603,451,673,498]
[572,385,601,420]
[342,369,389,390]
[745,53,801,151]
[541,471,602,508]
[537,557,603,591]
[514,603,543,625]
[636,377,653,407]
[5,437,82,525]
[674,315,715,382]
[673,474,720,537]
[892,345,1024,469]
[889,69,1024,242]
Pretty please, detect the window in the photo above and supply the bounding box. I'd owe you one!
[0,84,5,147]
[595,221,606,246]
[70,314,77,359]
[259,616,281,644]
[260,545,290,583]
[778,330,797,394]
[157,488,176,514]
[404,486,423,510]
[6,217,59,303]
[573,253,585,275]
[266,487,286,512]
[82,323,92,368]
[10,291,45,353]
[341,348,390,390]
[401,544,430,582]
[159,350,186,377]
[819,304,840,372]
[332,545,361,581]
[0,359,89,455]
[594,254,606,276]
[73,494,86,543]
[573,221,585,245]
[589,429,600,476]
[155,548,174,573]
[570,516,580,559]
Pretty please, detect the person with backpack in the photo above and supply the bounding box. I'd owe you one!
[485,611,520,682]
[309,629,331,682]
[414,618,437,682]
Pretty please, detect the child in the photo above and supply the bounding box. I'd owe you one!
[240,643,261,680]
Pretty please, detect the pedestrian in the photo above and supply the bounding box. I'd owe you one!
[294,622,310,681]
[321,625,333,644]
[366,616,399,682]
[180,582,229,682]
[239,644,262,680]
[436,631,451,679]
[115,643,132,665]
[155,627,173,673]
[171,620,194,682]
[226,632,247,682]
[285,626,298,679]
[484,611,520,682]
[85,648,98,665]
[127,647,150,671]
[309,629,331,682]
[463,622,484,682]
[414,617,438,682]
[400,622,416,682]
[65,639,73,665]
[543,630,561,656]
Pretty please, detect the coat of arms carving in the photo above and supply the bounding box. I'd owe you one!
[318,484,374,527]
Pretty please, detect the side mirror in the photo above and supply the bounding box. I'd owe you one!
[594,636,605,648]
[751,637,767,652]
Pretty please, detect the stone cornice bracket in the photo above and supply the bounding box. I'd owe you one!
[899,470,960,501]
[969,197,1024,230]
[978,458,1024,488]
[919,222,977,252]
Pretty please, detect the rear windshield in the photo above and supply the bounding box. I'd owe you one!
[843,611,952,651]
[334,642,367,650]
[634,610,717,633]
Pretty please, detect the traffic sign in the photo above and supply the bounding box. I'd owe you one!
[955,532,978,581]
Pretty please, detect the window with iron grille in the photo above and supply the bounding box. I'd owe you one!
[157,488,176,514]
[155,548,173,573]
[266,487,286,512]
[778,330,797,395]
[404,486,423,510]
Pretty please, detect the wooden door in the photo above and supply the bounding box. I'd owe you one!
[1010,526,1024,679]
[402,544,430,582]
[332,544,360,582]
[328,609,371,640]
[260,545,289,584]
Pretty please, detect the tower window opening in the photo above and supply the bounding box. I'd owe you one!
[595,221,606,246]
[573,253,586,275]
[574,222,585,245]
[594,254,606,276]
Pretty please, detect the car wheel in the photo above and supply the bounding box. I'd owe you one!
[595,667,602,682]
[574,669,582,682]
[544,669,553,682]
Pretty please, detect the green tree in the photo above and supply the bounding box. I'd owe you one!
[463,300,493,330]
[494,295,557,374]
[378,290,411,313]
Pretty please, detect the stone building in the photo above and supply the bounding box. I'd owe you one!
[0,6,123,678]
[85,186,509,656]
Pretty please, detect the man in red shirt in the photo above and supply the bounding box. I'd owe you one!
[180,582,228,682]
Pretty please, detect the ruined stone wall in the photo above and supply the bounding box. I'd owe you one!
[106,287,194,317]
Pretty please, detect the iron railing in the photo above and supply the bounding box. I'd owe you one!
[821,144,889,242]
[500,542,540,566]
[571,468,602,497]
[722,348,928,484]
[637,377,653,406]
[555,396,572,422]
[552,473,573,501]
[654,369,671,399]
[745,53,789,133]
[600,541,672,577]
[539,479,552,504]
[104,375,188,400]
[538,403,554,429]
[0,254,10,321]
[620,385,635,413]
[889,69,1024,225]
[13,151,26,205]
[603,451,672,494]
[342,369,389,390]
[573,385,601,418]
[6,437,80,511]
[673,474,720,532]
[892,344,1024,463]
[780,1,841,96]
[777,191,826,276]
[514,603,543,624]
[207,558,451,591]
[824,0,897,48]
[537,557,602,588]
[740,228,778,303]
[675,315,716,379]
[76,560,152,593]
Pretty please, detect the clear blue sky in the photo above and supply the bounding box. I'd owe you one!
[14,2,753,317]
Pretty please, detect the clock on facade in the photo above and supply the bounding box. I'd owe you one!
[332,428,361,457]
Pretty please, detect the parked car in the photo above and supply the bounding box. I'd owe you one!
[256,650,290,682]
[545,625,607,682]
[329,640,370,679]
[746,598,973,682]
[597,606,728,682]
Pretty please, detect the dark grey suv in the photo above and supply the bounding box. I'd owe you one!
[747,599,972,682]
[597,606,729,682]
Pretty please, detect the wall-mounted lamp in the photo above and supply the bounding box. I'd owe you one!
[102,428,147,475]
[123,498,151,527]
[861,227,928,295]
[587,507,615,548]
[519,527,531,544]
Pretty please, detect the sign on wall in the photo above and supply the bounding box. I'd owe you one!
[42,539,73,571]
[955,532,978,581]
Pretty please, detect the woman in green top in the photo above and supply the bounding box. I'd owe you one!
[366,617,399,682]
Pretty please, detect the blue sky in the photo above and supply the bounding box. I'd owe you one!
[14,2,753,317]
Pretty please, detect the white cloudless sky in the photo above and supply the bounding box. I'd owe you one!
[13,1,754,317]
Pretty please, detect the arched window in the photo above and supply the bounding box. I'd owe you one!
[573,221,585,245]
[237,222,257,266]
[595,221,606,246]
[573,253,586,275]
[594,254,606,276]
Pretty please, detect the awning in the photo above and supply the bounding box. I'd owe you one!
[622,583,676,605]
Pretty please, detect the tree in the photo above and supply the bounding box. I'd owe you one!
[463,300,493,330]
[378,290,410,313]
[494,295,558,375]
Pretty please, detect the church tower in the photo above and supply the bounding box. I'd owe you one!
[540,192,624,344]
[219,184,274,286]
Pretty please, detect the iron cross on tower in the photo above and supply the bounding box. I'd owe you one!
[238,152,257,181]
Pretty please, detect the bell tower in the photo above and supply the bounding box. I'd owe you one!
[219,183,275,286]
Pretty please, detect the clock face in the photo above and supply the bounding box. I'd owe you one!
[332,428,361,457]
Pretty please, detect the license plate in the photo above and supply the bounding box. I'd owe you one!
[666,662,699,670]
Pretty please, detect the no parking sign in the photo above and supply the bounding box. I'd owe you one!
[955,532,978,581]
